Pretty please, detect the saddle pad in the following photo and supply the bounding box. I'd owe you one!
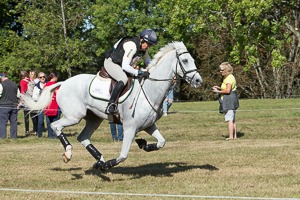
[89,76,135,103]
[89,76,111,101]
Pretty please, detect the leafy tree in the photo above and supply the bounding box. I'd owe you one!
[90,0,165,60]
[0,0,298,99]
[228,0,300,98]
[0,0,94,79]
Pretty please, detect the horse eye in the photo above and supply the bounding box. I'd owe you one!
[182,59,188,63]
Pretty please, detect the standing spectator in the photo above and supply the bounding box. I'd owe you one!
[19,70,31,136]
[44,72,60,139]
[31,70,39,84]
[0,73,21,139]
[109,122,123,141]
[27,70,38,95]
[163,76,176,116]
[32,72,47,138]
[26,70,38,135]
[212,62,239,140]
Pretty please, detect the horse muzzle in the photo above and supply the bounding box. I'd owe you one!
[188,72,203,88]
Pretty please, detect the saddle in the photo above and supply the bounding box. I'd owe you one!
[96,67,135,124]
[99,67,134,96]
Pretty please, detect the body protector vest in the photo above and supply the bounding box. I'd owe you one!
[110,36,146,67]
[0,79,19,108]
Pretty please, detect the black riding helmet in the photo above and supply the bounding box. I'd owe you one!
[139,29,158,45]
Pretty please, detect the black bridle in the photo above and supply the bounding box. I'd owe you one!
[148,50,198,83]
[134,49,198,115]
[175,51,198,85]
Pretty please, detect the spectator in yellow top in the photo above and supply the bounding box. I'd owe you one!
[212,62,239,140]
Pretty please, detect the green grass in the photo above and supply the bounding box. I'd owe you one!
[0,99,299,199]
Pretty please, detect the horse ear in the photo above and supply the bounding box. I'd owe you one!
[172,41,176,49]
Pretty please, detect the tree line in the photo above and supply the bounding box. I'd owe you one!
[0,0,299,100]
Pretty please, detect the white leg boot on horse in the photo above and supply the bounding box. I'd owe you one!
[105,81,125,114]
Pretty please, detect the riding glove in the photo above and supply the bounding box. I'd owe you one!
[138,70,150,79]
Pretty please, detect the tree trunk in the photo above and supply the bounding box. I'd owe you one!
[60,0,72,78]
[284,15,300,98]
[253,56,268,98]
[272,67,281,98]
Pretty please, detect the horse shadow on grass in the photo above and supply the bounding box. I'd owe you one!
[51,167,85,180]
[63,132,79,137]
[84,162,219,181]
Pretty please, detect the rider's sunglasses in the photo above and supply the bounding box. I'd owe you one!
[39,76,45,79]
[147,42,153,47]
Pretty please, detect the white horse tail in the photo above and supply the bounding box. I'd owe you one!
[21,82,63,112]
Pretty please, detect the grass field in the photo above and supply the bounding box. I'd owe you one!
[0,99,299,200]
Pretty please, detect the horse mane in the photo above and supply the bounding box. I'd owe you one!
[147,42,173,70]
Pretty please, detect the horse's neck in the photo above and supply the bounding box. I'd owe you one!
[143,50,175,104]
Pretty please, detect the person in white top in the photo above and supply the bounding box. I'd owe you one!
[27,70,38,134]
[32,72,47,138]
[103,29,158,114]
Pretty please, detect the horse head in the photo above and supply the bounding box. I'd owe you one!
[172,41,203,88]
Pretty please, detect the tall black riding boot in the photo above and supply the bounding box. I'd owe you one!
[105,81,125,114]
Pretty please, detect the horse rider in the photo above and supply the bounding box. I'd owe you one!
[103,29,158,114]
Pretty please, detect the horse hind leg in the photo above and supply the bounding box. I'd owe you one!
[50,116,82,163]
[58,133,72,163]
[76,111,107,170]
[86,146,118,171]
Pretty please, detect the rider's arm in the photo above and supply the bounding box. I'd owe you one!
[121,41,139,76]
[143,51,151,67]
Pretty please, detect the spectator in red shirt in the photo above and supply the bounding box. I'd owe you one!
[44,72,61,139]
[19,70,32,136]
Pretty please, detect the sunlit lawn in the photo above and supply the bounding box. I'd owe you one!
[0,98,299,199]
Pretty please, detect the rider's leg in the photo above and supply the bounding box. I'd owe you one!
[103,58,128,114]
[106,81,125,114]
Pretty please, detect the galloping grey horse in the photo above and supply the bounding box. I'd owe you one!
[22,41,203,171]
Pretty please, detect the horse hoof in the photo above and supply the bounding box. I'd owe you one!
[93,160,106,171]
[135,138,147,149]
[62,153,70,163]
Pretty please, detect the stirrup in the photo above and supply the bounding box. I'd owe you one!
[105,103,118,114]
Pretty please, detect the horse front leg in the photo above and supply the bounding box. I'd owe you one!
[136,123,166,152]
[96,127,136,171]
